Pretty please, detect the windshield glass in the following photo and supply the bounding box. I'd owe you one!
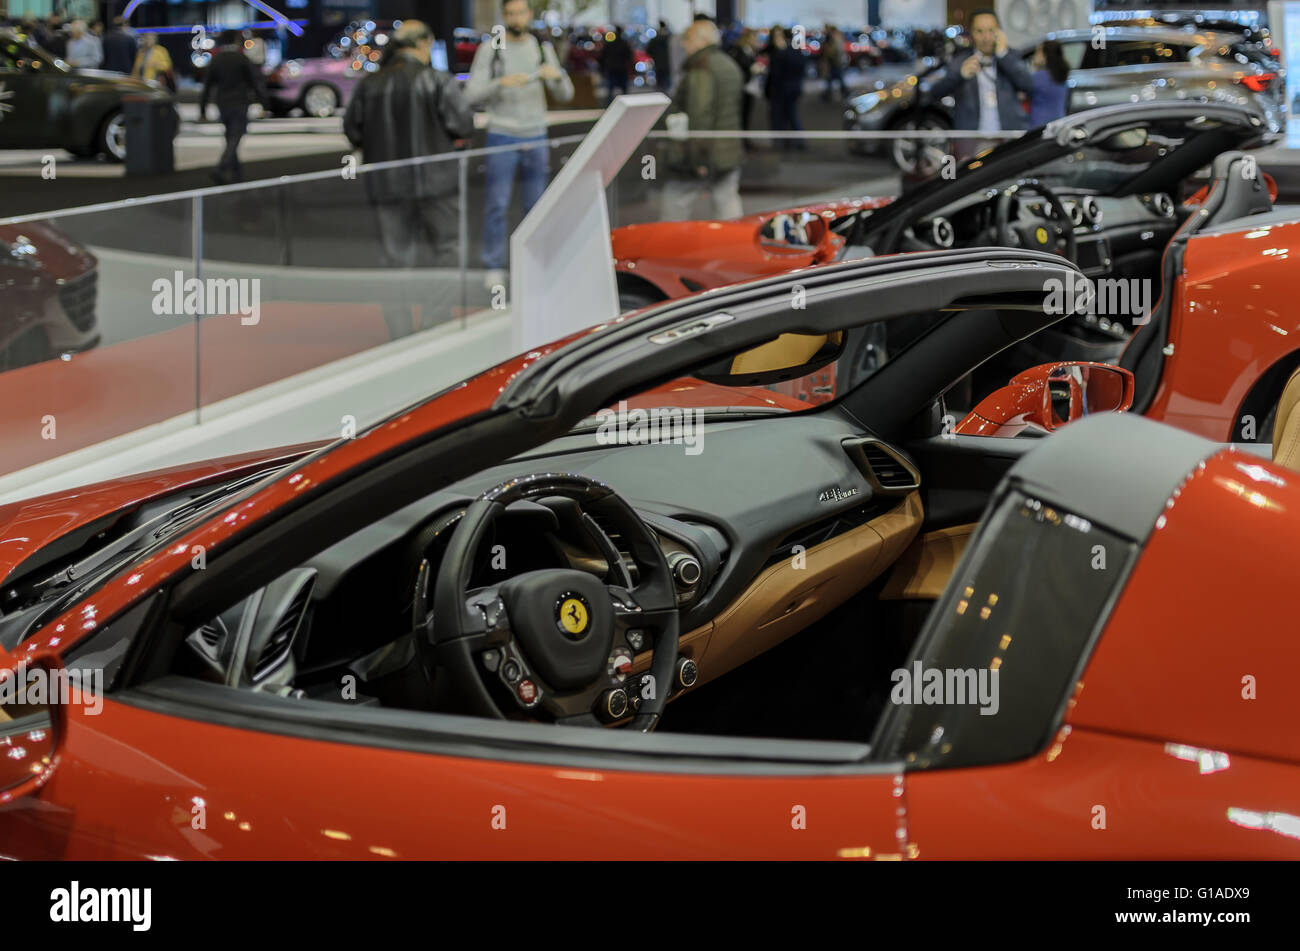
[2,465,290,650]
[574,314,943,427]
[1013,121,1219,194]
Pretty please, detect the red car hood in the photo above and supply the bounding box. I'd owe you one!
[612,196,894,299]
[0,221,96,279]
[0,443,322,588]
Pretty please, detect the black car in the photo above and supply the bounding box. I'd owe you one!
[0,29,177,161]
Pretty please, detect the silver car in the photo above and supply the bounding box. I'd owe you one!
[846,26,1285,174]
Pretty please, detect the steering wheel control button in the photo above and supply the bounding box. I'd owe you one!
[625,628,646,652]
[609,647,633,682]
[480,598,506,631]
[598,688,630,722]
[610,591,641,613]
[554,592,592,641]
[516,679,540,707]
[629,674,653,712]
[675,656,699,690]
[668,552,703,588]
[502,660,522,684]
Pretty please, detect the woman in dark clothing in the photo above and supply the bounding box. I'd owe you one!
[729,28,759,149]
[1029,39,1070,127]
[764,26,806,150]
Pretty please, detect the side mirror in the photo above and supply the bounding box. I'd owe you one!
[0,656,65,804]
[812,232,844,263]
[955,361,1135,437]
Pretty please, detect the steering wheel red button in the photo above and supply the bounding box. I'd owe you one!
[517,680,539,705]
[609,647,633,681]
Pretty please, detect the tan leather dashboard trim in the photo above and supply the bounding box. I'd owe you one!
[878,522,978,601]
[633,492,923,690]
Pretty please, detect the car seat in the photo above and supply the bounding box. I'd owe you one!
[1119,151,1273,414]
[1273,366,1300,471]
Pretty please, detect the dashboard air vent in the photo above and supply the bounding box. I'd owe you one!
[587,513,640,586]
[197,621,223,650]
[254,581,312,679]
[842,437,921,495]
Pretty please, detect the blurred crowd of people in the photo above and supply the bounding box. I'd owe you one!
[5,13,174,86]
[0,3,1072,331]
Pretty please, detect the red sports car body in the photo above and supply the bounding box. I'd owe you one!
[1,248,1297,859]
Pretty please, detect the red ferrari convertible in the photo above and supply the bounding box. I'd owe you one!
[2,248,1297,859]
[614,101,1299,445]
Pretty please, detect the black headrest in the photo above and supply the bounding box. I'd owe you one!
[1193,151,1272,234]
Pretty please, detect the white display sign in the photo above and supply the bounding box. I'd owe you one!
[997,0,1092,51]
[878,0,947,29]
[1275,1,1300,146]
[511,94,671,353]
[745,0,870,27]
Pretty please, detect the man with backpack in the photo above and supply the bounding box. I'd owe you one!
[465,0,573,289]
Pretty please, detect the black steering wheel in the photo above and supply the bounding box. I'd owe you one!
[425,473,680,731]
[995,179,1077,264]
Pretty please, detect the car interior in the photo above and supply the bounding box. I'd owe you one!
[127,343,1295,759]
[57,266,1154,752]
[827,111,1282,390]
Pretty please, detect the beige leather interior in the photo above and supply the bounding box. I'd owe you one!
[632,491,923,690]
[1272,366,1300,472]
[729,331,843,375]
[879,523,979,601]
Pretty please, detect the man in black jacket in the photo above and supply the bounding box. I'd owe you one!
[344,20,473,338]
[200,31,266,184]
[647,21,672,93]
[598,25,632,105]
[101,17,136,74]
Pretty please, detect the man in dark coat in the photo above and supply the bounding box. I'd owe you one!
[661,20,745,221]
[647,20,672,93]
[599,25,632,105]
[200,30,267,184]
[101,17,137,74]
[764,25,806,150]
[344,19,473,338]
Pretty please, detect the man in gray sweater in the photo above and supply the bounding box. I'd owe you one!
[465,0,573,287]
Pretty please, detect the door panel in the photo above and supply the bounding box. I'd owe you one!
[4,695,912,860]
[904,433,1038,529]
[907,727,1300,859]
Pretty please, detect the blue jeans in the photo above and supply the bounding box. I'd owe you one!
[482,131,549,270]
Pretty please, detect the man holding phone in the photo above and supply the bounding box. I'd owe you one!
[930,9,1033,156]
[466,0,574,290]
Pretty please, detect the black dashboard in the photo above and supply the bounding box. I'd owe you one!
[906,187,1183,280]
[192,412,923,692]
